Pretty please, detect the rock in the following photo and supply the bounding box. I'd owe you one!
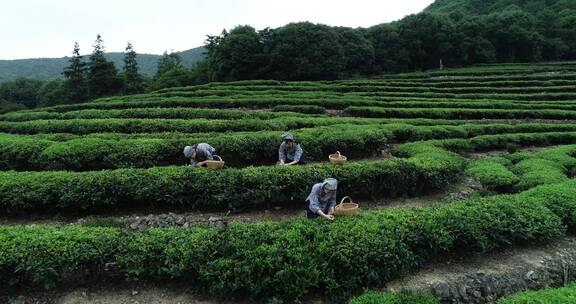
[208,216,227,228]
[467,177,483,190]
[104,262,119,271]
[208,216,222,222]
[472,290,482,298]
[273,206,283,210]
[432,282,452,299]
[446,191,471,201]
[129,222,140,230]
[132,290,139,296]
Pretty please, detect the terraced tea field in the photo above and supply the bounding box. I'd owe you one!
[2,62,576,303]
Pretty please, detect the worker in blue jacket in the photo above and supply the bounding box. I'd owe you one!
[278,133,307,166]
[306,178,337,220]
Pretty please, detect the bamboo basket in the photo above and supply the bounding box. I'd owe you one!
[334,196,359,216]
[206,155,225,169]
[329,151,347,165]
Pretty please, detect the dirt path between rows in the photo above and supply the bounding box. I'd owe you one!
[386,236,576,303]
[0,180,476,230]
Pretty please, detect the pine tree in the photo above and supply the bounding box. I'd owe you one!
[123,42,144,94]
[151,51,189,90]
[155,51,183,77]
[62,42,88,101]
[87,34,122,98]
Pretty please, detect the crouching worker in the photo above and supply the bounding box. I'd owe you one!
[306,178,338,221]
[278,133,307,166]
[183,143,218,167]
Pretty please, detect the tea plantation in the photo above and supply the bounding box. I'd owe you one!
[2,62,576,303]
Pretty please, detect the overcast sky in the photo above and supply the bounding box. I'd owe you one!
[0,0,434,60]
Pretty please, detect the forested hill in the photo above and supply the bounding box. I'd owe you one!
[0,47,205,83]
[425,0,576,15]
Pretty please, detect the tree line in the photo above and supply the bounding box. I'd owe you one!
[200,5,576,82]
[0,35,200,113]
[2,3,575,113]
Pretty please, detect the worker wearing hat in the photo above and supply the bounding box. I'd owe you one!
[306,178,338,220]
[183,143,218,167]
[277,132,307,166]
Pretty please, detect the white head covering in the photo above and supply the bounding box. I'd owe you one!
[322,178,337,191]
[282,132,295,142]
[183,146,195,158]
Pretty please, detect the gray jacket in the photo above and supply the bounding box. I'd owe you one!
[191,143,216,165]
[279,142,303,162]
[306,180,337,214]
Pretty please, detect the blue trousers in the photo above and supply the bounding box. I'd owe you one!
[197,150,219,167]
[306,202,330,219]
[287,152,307,165]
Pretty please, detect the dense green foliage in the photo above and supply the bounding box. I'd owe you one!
[467,145,576,193]
[2,122,576,171]
[497,283,576,304]
[425,0,576,17]
[2,0,576,111]
[272,105,326,114]
[200,1,576,82]
[0,140,464,214]
[122,42,145,94]
[2,60,576,303]
[1,180,574,301]
[0,46,205,109]
[349,291,440,304]
[345,106,576,120]
[467,157,519,192]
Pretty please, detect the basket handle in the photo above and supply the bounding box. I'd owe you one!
[338,196,353,206]
[336,151,341,158]
[214,155,223,162]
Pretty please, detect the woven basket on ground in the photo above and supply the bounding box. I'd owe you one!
[329,151,347,165]
[206,155,225,169]
[334,196,359,216]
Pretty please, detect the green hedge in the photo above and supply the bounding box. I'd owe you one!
[0,116,403,135]
[466,145,576,194]
[153,72,576,88]
[1,180,574,300]
[0,121,470,171]
[467,158,519,193]
[469,132,576,151]
[0,107,309,122]
[348,291,439,304]
[36,125,388,171]
[512,159,570,191]
[0,142,465,214]
[164,88,576,102]
[41,93,576,113]
[271,105,326,114]
[347,100,576,111]
[355,91,576,101]
[344,106,576,120]
[0,123,465,171]
[156,83,576,94]
[497,283,576,304]
[4,123,576,171]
